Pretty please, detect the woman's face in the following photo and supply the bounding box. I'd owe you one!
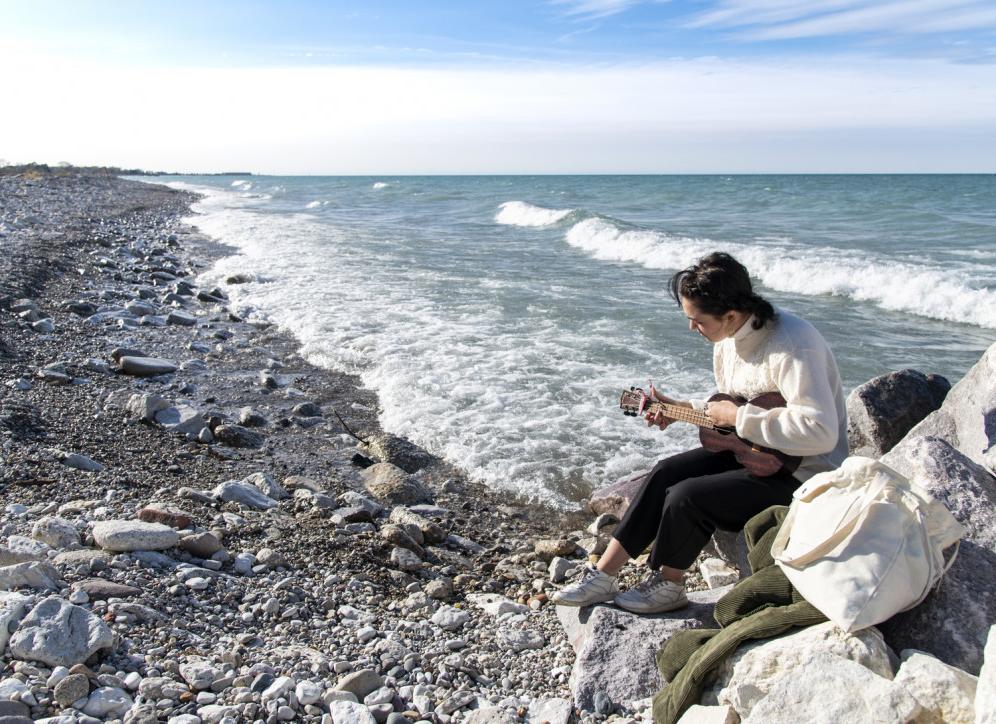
[680,297,739,343]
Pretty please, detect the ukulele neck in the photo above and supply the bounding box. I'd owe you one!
[647,401,717,430]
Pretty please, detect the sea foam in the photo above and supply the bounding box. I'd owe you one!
[495,201,573,227]
[564,217,996,329]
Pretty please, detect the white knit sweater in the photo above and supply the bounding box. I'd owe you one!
[690,308,848,481]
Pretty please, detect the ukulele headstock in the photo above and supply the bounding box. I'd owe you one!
[619,386,648,417]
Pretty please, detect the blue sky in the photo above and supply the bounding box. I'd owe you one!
[2,0,995,172]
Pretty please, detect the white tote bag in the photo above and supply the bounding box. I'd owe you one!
[771,456,965,633]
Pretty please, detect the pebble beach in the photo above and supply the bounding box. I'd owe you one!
[0,168,622,724]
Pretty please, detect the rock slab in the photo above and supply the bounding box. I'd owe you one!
[9,595,114,667]
[91,520,179,552]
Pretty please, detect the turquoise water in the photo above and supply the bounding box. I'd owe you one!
[153,174,996,506]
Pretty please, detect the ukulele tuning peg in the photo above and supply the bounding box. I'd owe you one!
[629,386,635,391]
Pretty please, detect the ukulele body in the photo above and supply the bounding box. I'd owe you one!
[698,392,801,477]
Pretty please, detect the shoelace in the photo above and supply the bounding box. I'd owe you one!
[633,572,670,593]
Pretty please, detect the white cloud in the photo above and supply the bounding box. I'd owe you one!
[550,0,643,19]
[2,49,995,173]
[687,0,996,38]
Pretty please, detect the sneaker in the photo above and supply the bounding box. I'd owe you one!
[551,565,620,607]
[614,571,688,614]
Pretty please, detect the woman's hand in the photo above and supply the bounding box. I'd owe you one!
[706,399,739,427]
[645,382,688,431]
[645,409,675,430]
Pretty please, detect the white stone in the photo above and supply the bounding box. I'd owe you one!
[295,680,322,706]
[46,665,70,688]
[126,393,170,421]
[92,520,179,551]
[431,605,471,631]
[211,480,278,510]
[676,705,739,724]
[699,558,740,589]
[709,621,894,716]
[82,686,134,718]
[527,697,572,724]
[244,472,290,500]
[0,676,31,699]
[32,516,79,548]
[741,653,920,724]
[261,675,295,703]
[390,546,422,571]
[467,593,530,617]
[180,660,219,691]
[124,671,142,690]
[155,404,207,436]
[498,628,545,652]
[893,650,978,724]
[59,452,104,472]
[548,557,573,584]
[197,704,238,723]
[329,700,377,724]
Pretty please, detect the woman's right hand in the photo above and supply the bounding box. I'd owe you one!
[645,382,689,430]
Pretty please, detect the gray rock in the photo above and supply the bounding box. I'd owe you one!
[0,701,30,719]
[390,547,422,572]
[549,557,573,584]
[213,424,265,449]
[880,437,996,673]
[390,507,447,543]
[292,401,322,417]
[32,516,80,548]
[92,520,179,552]
[0,592,32,651]
[167,310,197,326]
[54,673,90,706]
[887,341,996,474]
[497,628,545,652]
[0,535,51,565]
[179,532,223,558]
[381,524,424,555]
[335,669,385,700]
[339,491,384,518]
[363,433,435,473]
[53,549,113,568]
[244,471,289,500]
[704,530,751,578]
[32,318,54,333]
[431,605,471,631]
[59,452,104,472]
[78,579,142,600]
[9,595,114,667]
[0,561,62,591]
[212,480,278,510]
[127,393,170,422]
[155,405,207,437]
[588,469,650,519]
[361,463,432,506]
[847,369,950,457]
[559,587,728,709]
[118,356,178,376]
[238,407,269,427]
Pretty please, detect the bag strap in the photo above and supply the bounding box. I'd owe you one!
[773,472,892,568]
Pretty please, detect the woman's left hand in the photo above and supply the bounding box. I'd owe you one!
[706,400,739,427]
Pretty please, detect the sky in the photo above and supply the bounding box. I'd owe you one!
[2,0,995,173]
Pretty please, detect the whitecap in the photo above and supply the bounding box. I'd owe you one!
[372,182,390,190]
[495,201,573,227]
[563,217,996,329]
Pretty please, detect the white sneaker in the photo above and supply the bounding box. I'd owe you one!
[614,571,688,614]
[551,565,620,607]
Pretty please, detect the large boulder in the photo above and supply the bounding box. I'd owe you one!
[361,463,432,506]
[9,595,114,667]
[558,587,728,710]
[893,650,978,724]
[588,469,650,520]
[978,626,996,724]
[880,437,996,674]
[887,341,996,475]
[704,621,894,716]
[739,652,920,724]
[846,369,950,457]
[91,520,179,552]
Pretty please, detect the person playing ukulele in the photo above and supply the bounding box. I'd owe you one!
[553,252,848,613]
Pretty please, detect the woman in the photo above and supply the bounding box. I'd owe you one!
[553,252,848,613]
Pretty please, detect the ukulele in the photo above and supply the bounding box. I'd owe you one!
[619,387,802,477]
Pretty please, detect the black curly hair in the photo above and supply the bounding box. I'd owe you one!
[669,252,776,330]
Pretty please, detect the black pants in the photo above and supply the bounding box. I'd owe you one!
[613,447,800,570]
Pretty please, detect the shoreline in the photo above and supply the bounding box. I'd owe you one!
[0,170,607,723]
